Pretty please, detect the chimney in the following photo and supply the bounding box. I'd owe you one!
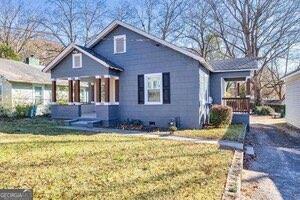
[25,55,40,66]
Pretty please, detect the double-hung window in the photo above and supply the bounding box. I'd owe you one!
[34,86,43,105]
[114,35,126,54]
[72,53,82,68]
[144,73,162,104]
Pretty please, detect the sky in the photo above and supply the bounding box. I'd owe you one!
[27,0,121,11]
[8,0,300,73]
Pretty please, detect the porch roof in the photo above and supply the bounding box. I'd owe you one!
[210,57,257,72]
[42,44,123,73]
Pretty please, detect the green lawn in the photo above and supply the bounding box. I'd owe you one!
[175,125,245,141]
[0,118,233,199]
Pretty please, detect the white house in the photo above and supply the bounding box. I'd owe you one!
[283,68,300,128]
[0,58,88,115]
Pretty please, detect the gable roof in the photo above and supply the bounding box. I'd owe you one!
[0,58,52,84]
[87,20,213,71]
[209,57,258,72]
[42,43,123,73]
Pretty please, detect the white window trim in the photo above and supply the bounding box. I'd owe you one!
[144,73,163,105]
[114,35,126,54]
[72,53,82,68]
[32,85,45,105]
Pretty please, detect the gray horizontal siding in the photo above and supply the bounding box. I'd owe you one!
[51,105,81,119]
[92,26,204,128]
[51,52,119,79]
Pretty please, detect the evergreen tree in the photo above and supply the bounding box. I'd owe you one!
[0,44,20,61]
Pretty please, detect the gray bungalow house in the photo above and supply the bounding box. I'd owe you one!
[43,20,257,128]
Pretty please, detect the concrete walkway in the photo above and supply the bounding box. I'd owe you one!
[58,126,244,150]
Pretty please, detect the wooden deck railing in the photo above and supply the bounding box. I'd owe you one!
[222,97,250,113]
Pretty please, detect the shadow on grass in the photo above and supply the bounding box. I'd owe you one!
[0,117,100,136]
[0,138,148,145]
[175,124,244,142]
[221,124,245,142]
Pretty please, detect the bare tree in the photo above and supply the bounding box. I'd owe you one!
[111,1,137,22]
[207,0,300,104]
[81,0,107,45]
[183,0,224,60]
[0,0,40,53]
[41,0,107,46]
[115,0,187,42]
[135,0,159,33]
[40,0,79,46]
[157,0,188,41]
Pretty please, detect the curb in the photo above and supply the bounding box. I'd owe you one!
[222,150,244,200]
[222,124,247,200]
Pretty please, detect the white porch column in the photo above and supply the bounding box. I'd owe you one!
[109,76,119,104]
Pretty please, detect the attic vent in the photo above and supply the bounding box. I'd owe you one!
[114,35,126,54]
[72,53,82,68]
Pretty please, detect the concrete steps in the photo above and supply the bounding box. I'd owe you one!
[65,118,102,128]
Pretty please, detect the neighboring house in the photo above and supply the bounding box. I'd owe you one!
[0,58,88,115]
[282,68,300,128]
[43,20,257,128]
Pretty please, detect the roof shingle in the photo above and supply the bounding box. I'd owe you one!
[209,57,258,72]
[0,58,51,84]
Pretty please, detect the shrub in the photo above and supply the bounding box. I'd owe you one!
[210,105,233,127]
[268,105,285,117]
[0,105,10,118]
[119,119,143,130]
[253,106,275,115]
[15,104,35,118]
[131,119,143,126]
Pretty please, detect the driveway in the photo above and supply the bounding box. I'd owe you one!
[242,117,300,200]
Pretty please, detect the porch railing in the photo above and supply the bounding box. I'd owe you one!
[222,97,250,113]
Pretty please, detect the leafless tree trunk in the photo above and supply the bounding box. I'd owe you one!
[41,0,107,46]
[207,0,300,104]
[183,0,224,60]
[0,0,40,53]
[81,0,107,45]
[111,0,188,42]
[157,0,188,41]
[135,0,159,33]
[40,0,79,46]
[111,1,136,22]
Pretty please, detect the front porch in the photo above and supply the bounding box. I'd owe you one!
[222,76,251,113]
[50,75,120,126]
[221,76,252,127]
